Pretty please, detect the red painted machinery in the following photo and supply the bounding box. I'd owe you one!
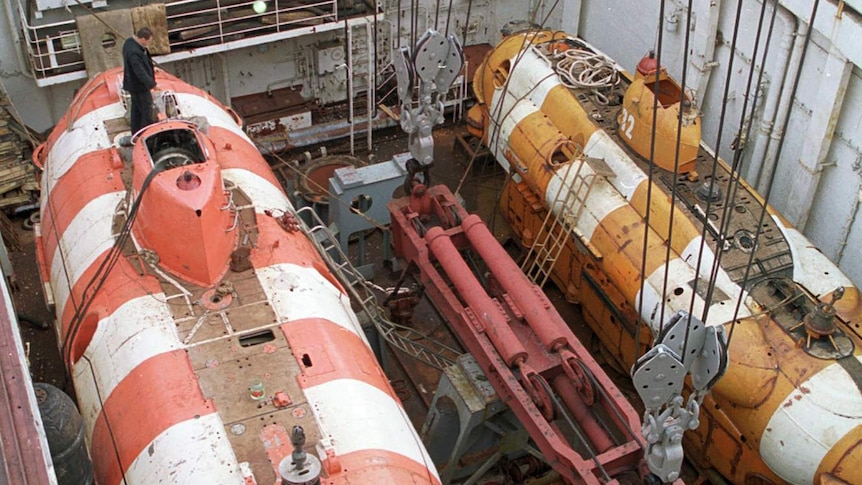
[389,183,653,484]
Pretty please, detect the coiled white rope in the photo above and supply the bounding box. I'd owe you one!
[553,48,620,91]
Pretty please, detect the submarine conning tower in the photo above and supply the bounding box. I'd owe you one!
[618,51,702,175]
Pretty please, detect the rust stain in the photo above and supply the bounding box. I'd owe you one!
[620,238,632,251]
[800,386,811,394]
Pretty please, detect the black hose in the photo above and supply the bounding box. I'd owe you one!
[17,312,50,330]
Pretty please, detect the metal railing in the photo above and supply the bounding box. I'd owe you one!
[18,0,340,85]
[296,205,462,371]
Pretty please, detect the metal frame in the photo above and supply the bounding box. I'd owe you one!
[17,0,387,86]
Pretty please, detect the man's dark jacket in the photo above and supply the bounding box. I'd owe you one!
[122,38,155,92]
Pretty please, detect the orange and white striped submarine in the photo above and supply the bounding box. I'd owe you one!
[467,30,862,485]
[33,67,439,485]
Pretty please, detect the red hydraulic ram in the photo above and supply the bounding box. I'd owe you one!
[425,227,529,367]
[461,214,644,446]
[388,184,649,484]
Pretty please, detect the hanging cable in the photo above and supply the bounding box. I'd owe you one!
[657,0,694,343]
[444,0,454,36]
[82,354,127,484]
[633,0,667,364]
[434,0,441,30]
[396,0,402,49]
[727,0,821,348]
[63,158,172,364]
[683,0,752,339]
[698,0,775,334]
[461,0,473,45]
[537,0,561,28]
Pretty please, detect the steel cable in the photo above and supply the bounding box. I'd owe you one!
[633,0,667,364]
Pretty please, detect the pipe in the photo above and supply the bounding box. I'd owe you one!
[692,0,721,108]
[835,175,862,265]
[786,46,850,230]
[216,53,231,104]
[746,3,797,186]
[265,78,300,96]
[552,374,615,453]
[461,214,570,352]
[336,62,354,156]
[425,226,529,367]
[347,19,354,156]
[752,8,805,191]
[254,112,398,154]
[337,20,355,156]
[366,20,374,154]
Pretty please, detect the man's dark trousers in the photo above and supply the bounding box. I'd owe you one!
[129,90,153,135]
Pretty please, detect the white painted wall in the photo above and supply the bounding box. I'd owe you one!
[0,0,79,133]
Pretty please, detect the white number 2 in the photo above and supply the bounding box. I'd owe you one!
[620,107,635,140]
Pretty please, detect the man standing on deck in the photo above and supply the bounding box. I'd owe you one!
[122,27,156,138]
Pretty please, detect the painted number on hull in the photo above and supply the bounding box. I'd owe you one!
[621,108,635,140]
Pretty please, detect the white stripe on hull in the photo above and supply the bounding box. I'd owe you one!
[71,296,179,439]
[637,258,704,332]
[487,49,561,163]
[50,191,126,319]
[773,215,853,297]
[125,413,242,485]
[44,103,125,190]
[513,49,562,108]
[303,378,439,481]
[221,168,292,213]
[678,236,749,314]
[760,356,862,484]
[583,130,648,201]
[547,169,627,241]
[635,258,749,332]
[488,89,539,164]
[256,264,366,339]
[173,93,252,144]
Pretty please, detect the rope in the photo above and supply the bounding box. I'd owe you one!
[553,49,619,91]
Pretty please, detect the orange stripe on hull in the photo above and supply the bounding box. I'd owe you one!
[58,251,160,342]
[589,205,670,303]
[207,127,282,187]
[58,73,123,127]
[40,149,124,259]
[90,349,215,485]
[251,217,345,294]
[251,215,320,270]
[281,318,391,394]
[323,449,441,485]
